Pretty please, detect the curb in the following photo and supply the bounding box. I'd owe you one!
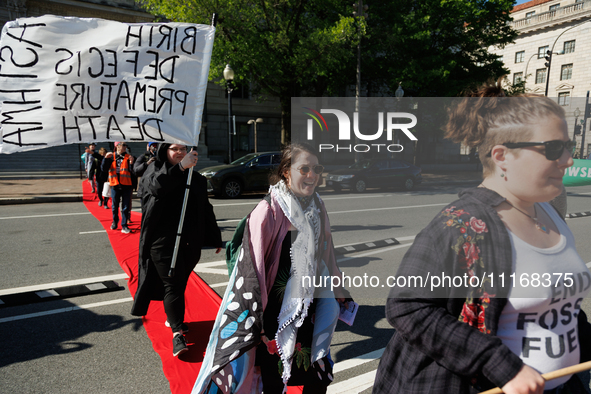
[334,238,400,255]
[566,211,591,219]
[0,195,83,205]
[0,280,123,309]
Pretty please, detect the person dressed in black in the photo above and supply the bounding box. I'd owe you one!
[131,143,223,357]
[133,142,158,207]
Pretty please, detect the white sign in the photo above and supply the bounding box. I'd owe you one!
[0,15,215,154]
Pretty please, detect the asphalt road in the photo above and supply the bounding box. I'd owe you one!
[1,182,591,393]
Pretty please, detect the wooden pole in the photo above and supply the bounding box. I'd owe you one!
[480,360,591,394]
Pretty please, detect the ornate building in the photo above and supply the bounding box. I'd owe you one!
[491,0,591,158]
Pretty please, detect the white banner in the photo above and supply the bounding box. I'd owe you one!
[0,15,215,154]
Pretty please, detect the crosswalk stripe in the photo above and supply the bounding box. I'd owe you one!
[328,370,377,393]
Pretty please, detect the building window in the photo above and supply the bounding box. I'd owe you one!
[515,51,525,63]
[513,72,523,85]
[576,0,584,3]
[563,40,575,54]
[535,69,546,84]
[558,92,570,106]
[560,64,573,80]
[526,11,536,18]
[538,46,549,59]
[549,4,560,11]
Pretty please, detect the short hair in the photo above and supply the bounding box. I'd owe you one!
[445,77,565,177]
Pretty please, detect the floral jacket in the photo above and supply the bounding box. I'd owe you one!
[373,187,591,394]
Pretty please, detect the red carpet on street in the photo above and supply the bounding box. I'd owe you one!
[82,181,220,394]
[82,181,303,394]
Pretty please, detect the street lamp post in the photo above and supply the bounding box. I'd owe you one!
[544,19,591,97]
[223,64,235,163]
[247,118,263,153]
[580,91,590,159]
[353,1,368,163]
[574,107,581,142]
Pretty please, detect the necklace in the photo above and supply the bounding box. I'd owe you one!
[505,200,549,234]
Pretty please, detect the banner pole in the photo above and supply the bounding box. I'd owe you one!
[169,14,217,277]
[168,165,194,277]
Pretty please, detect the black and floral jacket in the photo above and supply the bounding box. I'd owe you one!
[373,187,591,394]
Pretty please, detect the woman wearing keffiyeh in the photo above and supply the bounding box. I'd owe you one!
[193,143,350,394]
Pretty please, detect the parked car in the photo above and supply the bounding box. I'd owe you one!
[198,151,282,198]
[325,159,422,192]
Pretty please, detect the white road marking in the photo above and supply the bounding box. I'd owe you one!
[333,348,384,374]
[339,243,413,261]
[334,235,415,249]
[327,370,377,394]
[0,273,128,296]
[0,297,134,324]
[330,202,448,215]
[212,202,260,207]
[79,230,107,234]
[210,282,229,288]
[321,195,389,201]
[0,212,91,220]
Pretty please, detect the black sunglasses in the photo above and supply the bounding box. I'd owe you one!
[294,165,324,175]
[488,140,575,161]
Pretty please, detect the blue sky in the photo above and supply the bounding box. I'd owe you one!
[514,0,531,5]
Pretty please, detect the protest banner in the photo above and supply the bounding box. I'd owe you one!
[0,14,215,154]
[563,159,591,186]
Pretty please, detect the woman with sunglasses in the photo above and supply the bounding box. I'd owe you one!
[373,83,591,394]
[193,142,350,394]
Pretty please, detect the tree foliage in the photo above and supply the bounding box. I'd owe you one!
[361,0,517,97]
[139,0,518,144]
[139,0,363,143]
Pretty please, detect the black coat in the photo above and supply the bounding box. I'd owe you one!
[131,144,223,316]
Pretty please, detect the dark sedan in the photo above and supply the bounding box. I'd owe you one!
[325,159,422,192]
[198,151,282,198]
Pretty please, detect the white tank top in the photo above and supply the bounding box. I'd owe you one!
[496,202,591,389]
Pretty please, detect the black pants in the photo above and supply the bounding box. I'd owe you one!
[151,244,200,333]
[96,181,104,202]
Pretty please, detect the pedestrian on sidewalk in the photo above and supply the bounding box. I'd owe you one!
[101,142,134,234]
[130,143,223,358]
[373,82,591,394]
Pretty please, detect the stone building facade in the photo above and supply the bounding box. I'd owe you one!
[491,0,591,158]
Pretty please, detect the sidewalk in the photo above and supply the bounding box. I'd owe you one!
[0,169,483,205]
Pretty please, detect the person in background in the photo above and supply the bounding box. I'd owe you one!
[131,144,222,358]
[373,82,591,394]
[94,147,107,207]
[101,142,134,234]
[85,143,98,193]
[133,142,158,207]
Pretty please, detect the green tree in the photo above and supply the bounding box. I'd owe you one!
[361,0,517,97]
[139,0,363,144]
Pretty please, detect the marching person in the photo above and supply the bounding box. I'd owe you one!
[131,143,223,357]
[101,142,134,234]
[193,142,350,393]
[133,142,158,207]
[373,83,591,394]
